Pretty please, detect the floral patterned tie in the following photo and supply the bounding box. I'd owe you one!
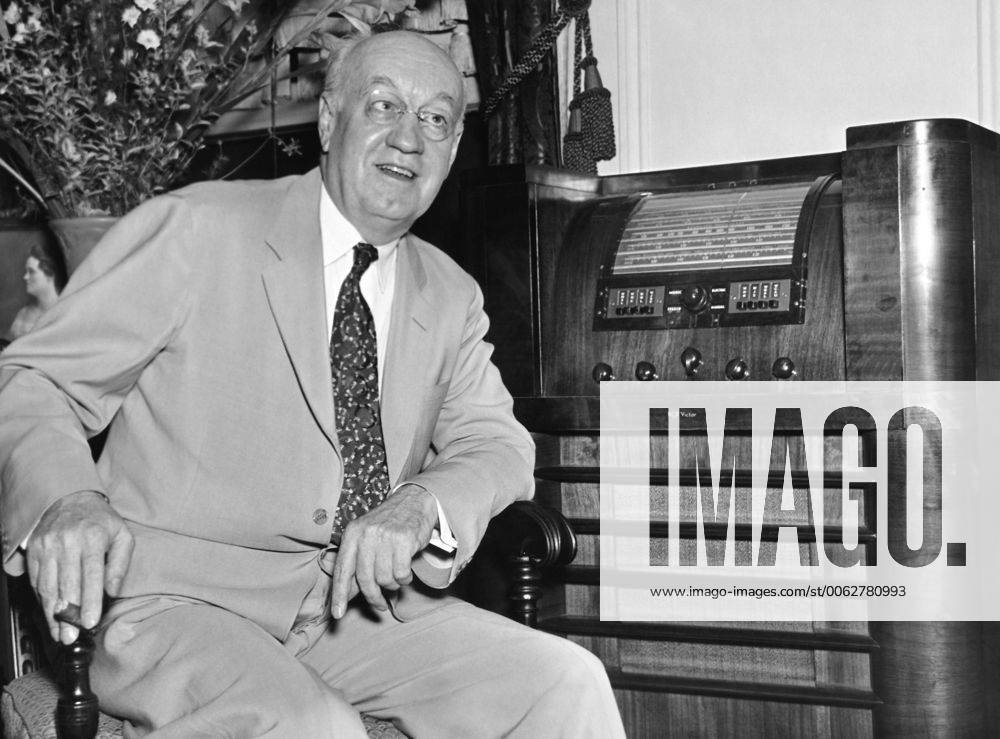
[329,243,391,543]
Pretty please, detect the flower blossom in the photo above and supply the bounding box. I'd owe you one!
[58,135,82,163]
[2,3,20,25]
[122,7,141,27]
[104,91,118,106]
[134,0,158,10]
[136,29,161,50]
[178,48,197,68]
[193,24,221,48]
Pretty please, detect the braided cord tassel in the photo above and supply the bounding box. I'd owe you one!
[482,0,592,119]
[562,13,597,173]
[576,13,616,161]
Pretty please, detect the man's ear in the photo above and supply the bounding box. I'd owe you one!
[318,94,335,153]
[448,125,464,168]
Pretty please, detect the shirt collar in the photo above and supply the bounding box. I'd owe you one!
[319,184,399,291]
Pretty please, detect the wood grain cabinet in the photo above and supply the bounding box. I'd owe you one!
[462,119,1000,738]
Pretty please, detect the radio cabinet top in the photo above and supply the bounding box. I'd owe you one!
[462,118,1000,431]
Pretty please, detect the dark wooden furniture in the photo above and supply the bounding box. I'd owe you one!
[1,500,575,739]
[462,119,1000,737]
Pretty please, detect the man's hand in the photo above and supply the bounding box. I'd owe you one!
[330,485,437,618]
[26,490,134,644]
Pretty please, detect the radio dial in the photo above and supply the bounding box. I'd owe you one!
[680,347,703,378]
[680,285,709,313]
[771,357,797,380]
[725,358,750,381]
[635,361,659,381]
[592,363,616,382]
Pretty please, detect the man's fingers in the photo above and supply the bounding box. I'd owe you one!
[58,618,80,645]
[53,601,82,646]
[56,546,86,644]
[105,526,134,597]
[80,548,106,630]
[25,492,130,641]
[392,547,413,586]
[354,538,388,611]
[330,498,433,618]
[330,536,358,619]
[373,548,399,591]
[36,556,60,641]
[375,546,412,591]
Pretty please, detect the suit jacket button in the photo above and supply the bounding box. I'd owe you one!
[312,508,328,525]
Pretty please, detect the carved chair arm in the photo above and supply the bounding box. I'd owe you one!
[52,605,99,739]
[482,500,577,627]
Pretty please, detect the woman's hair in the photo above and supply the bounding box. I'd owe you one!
[28,244,64,292]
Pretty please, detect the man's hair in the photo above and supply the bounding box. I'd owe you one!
[321,33,369,104]
[320,30,467,120]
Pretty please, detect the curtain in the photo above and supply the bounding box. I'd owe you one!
[467,0,562,166]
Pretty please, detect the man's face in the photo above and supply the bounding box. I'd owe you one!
[318,33,464,244]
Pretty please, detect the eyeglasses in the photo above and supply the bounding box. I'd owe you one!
[364,94,456,142]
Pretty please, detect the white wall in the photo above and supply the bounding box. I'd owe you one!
[568,0,1000,174]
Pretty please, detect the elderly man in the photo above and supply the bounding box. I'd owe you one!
[0,30,624,738]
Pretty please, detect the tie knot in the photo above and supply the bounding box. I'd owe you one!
[352,243,377,275]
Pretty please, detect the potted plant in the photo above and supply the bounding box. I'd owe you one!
[0,0,414,272]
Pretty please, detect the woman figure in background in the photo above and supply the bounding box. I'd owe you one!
[2,245,61,347]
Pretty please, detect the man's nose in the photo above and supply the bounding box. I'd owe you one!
[386,111,424,154]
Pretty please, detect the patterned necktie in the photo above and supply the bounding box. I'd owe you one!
[330,243,391,542]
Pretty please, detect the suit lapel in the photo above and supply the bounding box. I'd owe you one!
[381,236,434,484]
[260,180,434,479]
[260,169,339,452]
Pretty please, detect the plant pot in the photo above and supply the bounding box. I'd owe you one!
[48,216,118,276]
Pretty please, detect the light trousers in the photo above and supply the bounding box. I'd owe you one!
[91,554,625,738]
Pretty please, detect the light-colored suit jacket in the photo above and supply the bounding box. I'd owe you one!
[0,169,534,640]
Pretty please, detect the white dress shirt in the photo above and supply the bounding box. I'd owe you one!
[320,189,397,382]
[319,186,456,565]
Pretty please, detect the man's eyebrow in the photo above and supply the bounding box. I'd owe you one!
[363,75,459,106]
[364,75,398,91]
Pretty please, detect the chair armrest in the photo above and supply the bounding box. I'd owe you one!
[483,501,577,627]
[54,605,99,739]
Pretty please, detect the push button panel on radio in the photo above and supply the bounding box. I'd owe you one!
[608,286,665,317]
[730,279,792,313]
[602,277,799,329]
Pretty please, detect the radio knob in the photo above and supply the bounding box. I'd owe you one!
[771,357,797,380]
[724,358,750,381]
[680,285,709,313]
[635,361,659,381]
[680,347,703,378]
[592,363,616,382]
